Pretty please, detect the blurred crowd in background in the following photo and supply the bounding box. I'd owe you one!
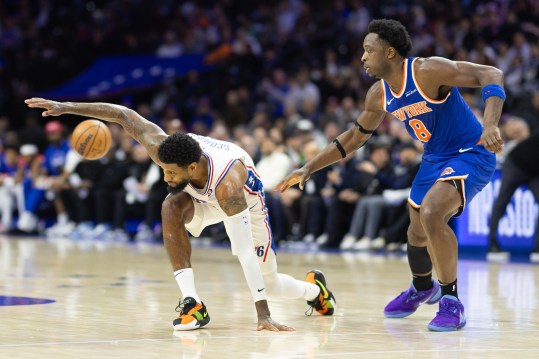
[0,0,538,251]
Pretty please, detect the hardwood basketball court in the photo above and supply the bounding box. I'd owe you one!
[1,235,538,358]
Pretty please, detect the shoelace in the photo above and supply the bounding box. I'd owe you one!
[436,300,459,317]
[175,300,196,315]
[304,295,321,316]
[405,292,419,303]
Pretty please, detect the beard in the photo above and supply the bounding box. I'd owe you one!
[167,179,190,194]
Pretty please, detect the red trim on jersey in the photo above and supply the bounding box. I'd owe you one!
[215,159,236,189]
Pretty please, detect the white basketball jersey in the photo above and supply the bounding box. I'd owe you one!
[183,134,262,207]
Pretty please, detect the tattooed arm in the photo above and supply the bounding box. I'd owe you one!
[215,161,294,332]
[25,98,167,163]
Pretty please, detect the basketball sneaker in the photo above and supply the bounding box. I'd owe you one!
[305,270,336,316]
[173,297,210,331]
[384,280,441,318]
[427,295,466,332]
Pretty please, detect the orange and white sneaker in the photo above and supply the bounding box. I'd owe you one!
[173,297,210,331]
[305,270,336,316]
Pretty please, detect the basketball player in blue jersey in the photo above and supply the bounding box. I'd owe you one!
[277,19,505,331]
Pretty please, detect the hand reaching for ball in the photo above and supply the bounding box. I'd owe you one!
[25,98,67,117]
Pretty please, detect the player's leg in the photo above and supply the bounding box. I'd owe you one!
[250,207,335,315]
[257,249,336,316]
[488,158,526,253]
[162,192,210,330]
[384,205,442,318]
[420,180,461,284]
[420,180,466,331]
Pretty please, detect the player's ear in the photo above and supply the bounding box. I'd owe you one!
[387,47,397,59]
[189,162,198,173]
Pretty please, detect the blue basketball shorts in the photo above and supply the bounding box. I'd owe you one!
[409,146,496,216]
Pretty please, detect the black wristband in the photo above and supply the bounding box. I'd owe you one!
[354,119,375,134]
[333,139,346,159]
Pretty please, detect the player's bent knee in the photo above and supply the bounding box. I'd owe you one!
[262,273,278,295]
[162,192,193,222]
[418,204,443,226]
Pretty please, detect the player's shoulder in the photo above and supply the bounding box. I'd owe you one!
[364,80,386,113]
[413,56,455,74]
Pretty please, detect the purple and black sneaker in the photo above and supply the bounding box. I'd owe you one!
[427,295,466,332]
[384,280,442,318]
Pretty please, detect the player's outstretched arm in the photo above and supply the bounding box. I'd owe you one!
[416,58,505,153]
[216,161,294,332]
[24,98,167,162]
[275,82,386,192]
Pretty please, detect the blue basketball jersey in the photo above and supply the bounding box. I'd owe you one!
[381,57,484,160]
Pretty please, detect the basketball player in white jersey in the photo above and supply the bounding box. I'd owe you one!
[25,97,336,331]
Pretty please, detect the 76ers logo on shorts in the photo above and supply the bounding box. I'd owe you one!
[441,167,455,176]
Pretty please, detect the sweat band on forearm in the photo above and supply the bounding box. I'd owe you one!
[354,119,375,134]
[333,139,346,159]
[482,84,506,102]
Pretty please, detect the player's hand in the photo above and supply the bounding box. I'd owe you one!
[256,316,295,332]
[481,125,504,154]
[275,167,312,192]
[24,98,66,117]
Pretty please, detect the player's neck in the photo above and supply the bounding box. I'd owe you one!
[385,59,406,94]
[190,155,209,189]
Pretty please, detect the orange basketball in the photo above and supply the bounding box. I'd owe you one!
[71,119,112,160]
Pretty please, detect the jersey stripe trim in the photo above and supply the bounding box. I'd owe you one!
[189,152,214,195]
[411,58,451,104]
[389,58,408,98]
[214,159,237,189]
[408,198,421,208]
[380,79,387,112]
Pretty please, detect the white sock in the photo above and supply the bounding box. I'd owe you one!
[304,281,321,301]
[57,212,69,225]
[173,268,201,303]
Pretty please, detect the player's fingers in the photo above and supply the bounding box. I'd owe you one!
[275,180,288,193]
[276,324,295,332]
[299,174,310,191]
[257,323,278,332]
[488,137,503,153]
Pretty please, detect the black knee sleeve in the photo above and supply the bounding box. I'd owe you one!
[407,244,433,275]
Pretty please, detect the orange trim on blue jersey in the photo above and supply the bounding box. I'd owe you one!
[436,175,469,182]
[411,58,451,104]
[460,178,466,210]
[408,198,421,208]
[380,79,387,112]
[389,58,408,98]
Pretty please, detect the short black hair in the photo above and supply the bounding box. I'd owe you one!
[157,133,201,167]
[368,19,412,57]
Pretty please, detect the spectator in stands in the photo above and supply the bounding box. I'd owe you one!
[488,130,539,262]
[296,140,331,243]
[14,144,43,234]
[40,121,72,236]
[114,144,162,242]
[0,145,21,232]
[89,149,129,240]
[340,143,394,250]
